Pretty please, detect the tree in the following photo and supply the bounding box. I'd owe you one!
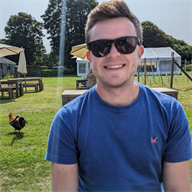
[42,52,59,69]
[141,21,192,61]
[4,12,46,65]
[141,21,173,47]
[0,39,6,44]
[41,0,98,69]
[173,44,192,62]
[168,36,192,61]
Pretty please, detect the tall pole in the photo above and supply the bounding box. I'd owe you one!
[185,59,187,72]
[137,65,140,82]
[144,58,146,85]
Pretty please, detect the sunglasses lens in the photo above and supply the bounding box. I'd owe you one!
[89,40,111,57]
[116,37,137,54]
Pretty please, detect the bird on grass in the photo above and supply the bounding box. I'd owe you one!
[8,113,27,132]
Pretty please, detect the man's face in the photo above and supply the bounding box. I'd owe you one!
[87,17,144,89]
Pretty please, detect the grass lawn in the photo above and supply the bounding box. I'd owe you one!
[0,73,192,191]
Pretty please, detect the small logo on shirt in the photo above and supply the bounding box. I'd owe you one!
[151,137,158,143]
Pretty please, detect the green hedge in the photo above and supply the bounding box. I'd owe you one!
[27,68,75,77]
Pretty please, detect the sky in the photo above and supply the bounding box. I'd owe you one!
[0,0,192,54]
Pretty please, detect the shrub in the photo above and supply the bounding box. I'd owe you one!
[27,68,75,77]
[185,64,192,71]
[64,68,75,74]
[2,74,15,80]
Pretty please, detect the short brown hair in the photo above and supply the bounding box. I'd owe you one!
[85,0,142,44]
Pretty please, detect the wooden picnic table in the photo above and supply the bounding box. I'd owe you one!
[76,79,93,90]
[61,90,87,106]
[76,79,87,89]
[0,80,24,98]
[152,87,178,100]
[61,87,178,106]
[8,77,44,92]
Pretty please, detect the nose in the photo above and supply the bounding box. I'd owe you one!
[107,43,121,57]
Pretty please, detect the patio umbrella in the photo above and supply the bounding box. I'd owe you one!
[70,43,88,60]
[18,50,27,75]
[0,43,24,57]
[17,50,27,91]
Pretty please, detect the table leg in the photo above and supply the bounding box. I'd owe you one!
[39,79,43,91]
[19,82,24,96]
[16,81,19,98]
[76,80,79,90]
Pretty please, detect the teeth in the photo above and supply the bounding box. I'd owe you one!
[105,65,124,69]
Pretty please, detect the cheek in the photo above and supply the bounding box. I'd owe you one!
[90,60,95,70]
[90,57,99,69]
[92,63,98,73]
[131,52,141,65]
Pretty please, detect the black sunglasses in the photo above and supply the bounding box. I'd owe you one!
[87,36,141,58]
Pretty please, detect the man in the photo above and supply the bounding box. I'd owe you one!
[46,0,192,191]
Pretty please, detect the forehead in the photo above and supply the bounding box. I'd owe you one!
[90,17,137,41]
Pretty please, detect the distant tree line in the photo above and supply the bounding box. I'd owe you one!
[1,12,46,66]
[1,0,191,72]
[142,21,192,63]
[41,0,98,72]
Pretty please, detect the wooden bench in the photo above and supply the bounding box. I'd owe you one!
[0,86,14,99]
[76,79,87,90]
[0,80,24,98]
[76,79,93,90]
[8,78,44,92]
[22,83,39,92]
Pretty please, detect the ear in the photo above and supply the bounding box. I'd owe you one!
[137,45,144,67]
[87,51,91,62]
[139,45,144,59]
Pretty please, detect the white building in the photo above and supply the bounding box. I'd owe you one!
[0,57,16,77]
[72,57,90,77]
[138,47,181,76]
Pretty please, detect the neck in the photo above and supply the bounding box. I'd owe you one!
[96,81,139,106]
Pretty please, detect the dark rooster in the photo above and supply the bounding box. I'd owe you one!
[8,113,27,132]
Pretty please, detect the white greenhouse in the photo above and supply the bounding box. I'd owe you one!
[137,47,181,76]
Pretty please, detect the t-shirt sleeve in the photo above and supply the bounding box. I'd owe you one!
[45,107,78,164]
[164,100,192,162]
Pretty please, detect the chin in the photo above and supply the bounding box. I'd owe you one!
[102,80,128,89]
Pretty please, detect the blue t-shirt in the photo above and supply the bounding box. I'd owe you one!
[46,82,192,191]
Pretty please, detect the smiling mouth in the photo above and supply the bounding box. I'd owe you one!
[104,64,125,69]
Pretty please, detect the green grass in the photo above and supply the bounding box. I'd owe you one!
[0,74,192,191]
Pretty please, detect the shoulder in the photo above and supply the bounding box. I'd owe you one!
[137,82,186,121]
[138,82,179,107]
[51,86,97,134]
[139,82,187,121]
[61,86,96,115]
